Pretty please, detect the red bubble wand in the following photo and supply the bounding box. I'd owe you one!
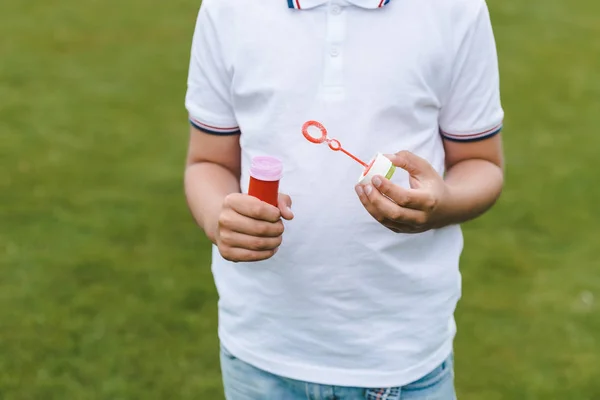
[302,120,372,169]
[302,120,397,184]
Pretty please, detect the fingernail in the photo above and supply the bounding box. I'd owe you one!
[364,185,373,195]
[274,247,279,254]
[355,185,364,196]
[372,177,382,187]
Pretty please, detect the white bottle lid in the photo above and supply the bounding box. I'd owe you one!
[358,153,396,185]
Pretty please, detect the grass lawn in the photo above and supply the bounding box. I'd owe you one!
[1,0,599,398]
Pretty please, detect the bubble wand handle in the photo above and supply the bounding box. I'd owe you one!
[339,147,369,168]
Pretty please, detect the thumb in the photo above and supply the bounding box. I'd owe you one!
[389,150,435,180]
[277,193,294,221]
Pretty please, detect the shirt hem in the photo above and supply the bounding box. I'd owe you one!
[439,118,504,136]
[218,330,455,388]
[185,102,239,130]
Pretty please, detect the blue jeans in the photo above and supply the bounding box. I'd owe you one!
[220,345,456,400]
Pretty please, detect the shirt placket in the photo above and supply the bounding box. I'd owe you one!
[320,1,346,100]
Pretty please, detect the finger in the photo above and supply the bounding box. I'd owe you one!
[380,219,409,233]
[389,150,437,181]
[366,185,427,224]
[382,220,425,234]
[219,230,282,251]
[358,184,428,227]
[278,193,294,221]
[225,194,281,223]
[356,184,386,223]
[219,246,278,263]
[371,175,436,212]
[219,211,285,238]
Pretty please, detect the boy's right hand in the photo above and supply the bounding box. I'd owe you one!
[215,193,293,262]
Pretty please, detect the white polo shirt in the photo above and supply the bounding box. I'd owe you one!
[186,0,503,388]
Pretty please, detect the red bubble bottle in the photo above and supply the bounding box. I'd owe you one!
[248,156,283,207]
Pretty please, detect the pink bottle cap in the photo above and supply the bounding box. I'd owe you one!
[250,156,283,181]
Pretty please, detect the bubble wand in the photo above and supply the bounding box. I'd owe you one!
[302,120,396,184]
[302,120,369,167]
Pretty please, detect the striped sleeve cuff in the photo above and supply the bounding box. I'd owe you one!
[189,117,240,135]
[440,121,503,142]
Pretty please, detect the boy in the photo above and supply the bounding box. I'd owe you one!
[184,0,504,398]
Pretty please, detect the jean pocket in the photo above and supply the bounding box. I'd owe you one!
[402,353,453,392]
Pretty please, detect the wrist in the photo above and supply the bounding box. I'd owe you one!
[433,183,463,228]
[203,217,219,245]
[202,203,226,245]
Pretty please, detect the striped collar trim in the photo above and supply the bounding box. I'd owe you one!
[288,0,391,10]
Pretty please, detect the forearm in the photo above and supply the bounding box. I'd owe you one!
[439,159,504,227]
[184,162,240,243]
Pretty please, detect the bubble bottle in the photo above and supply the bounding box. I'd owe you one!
[248,156,283,207]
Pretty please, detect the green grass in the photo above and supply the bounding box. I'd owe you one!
[1,0,599,398]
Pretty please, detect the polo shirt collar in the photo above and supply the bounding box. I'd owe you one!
[288,0,391,10]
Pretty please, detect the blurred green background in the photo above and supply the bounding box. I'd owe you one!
[1,0,599,398]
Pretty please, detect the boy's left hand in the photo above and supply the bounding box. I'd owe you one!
[355,151,453,234]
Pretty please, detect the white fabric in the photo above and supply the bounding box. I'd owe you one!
[186,0,503,388]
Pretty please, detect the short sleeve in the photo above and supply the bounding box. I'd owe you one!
[185,2,240,135]
[438,1,504,142]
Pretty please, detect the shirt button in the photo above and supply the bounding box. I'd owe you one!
[330,46,340,57]
[331,5,341,15]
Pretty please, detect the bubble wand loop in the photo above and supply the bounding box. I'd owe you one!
[301,121,369,168]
